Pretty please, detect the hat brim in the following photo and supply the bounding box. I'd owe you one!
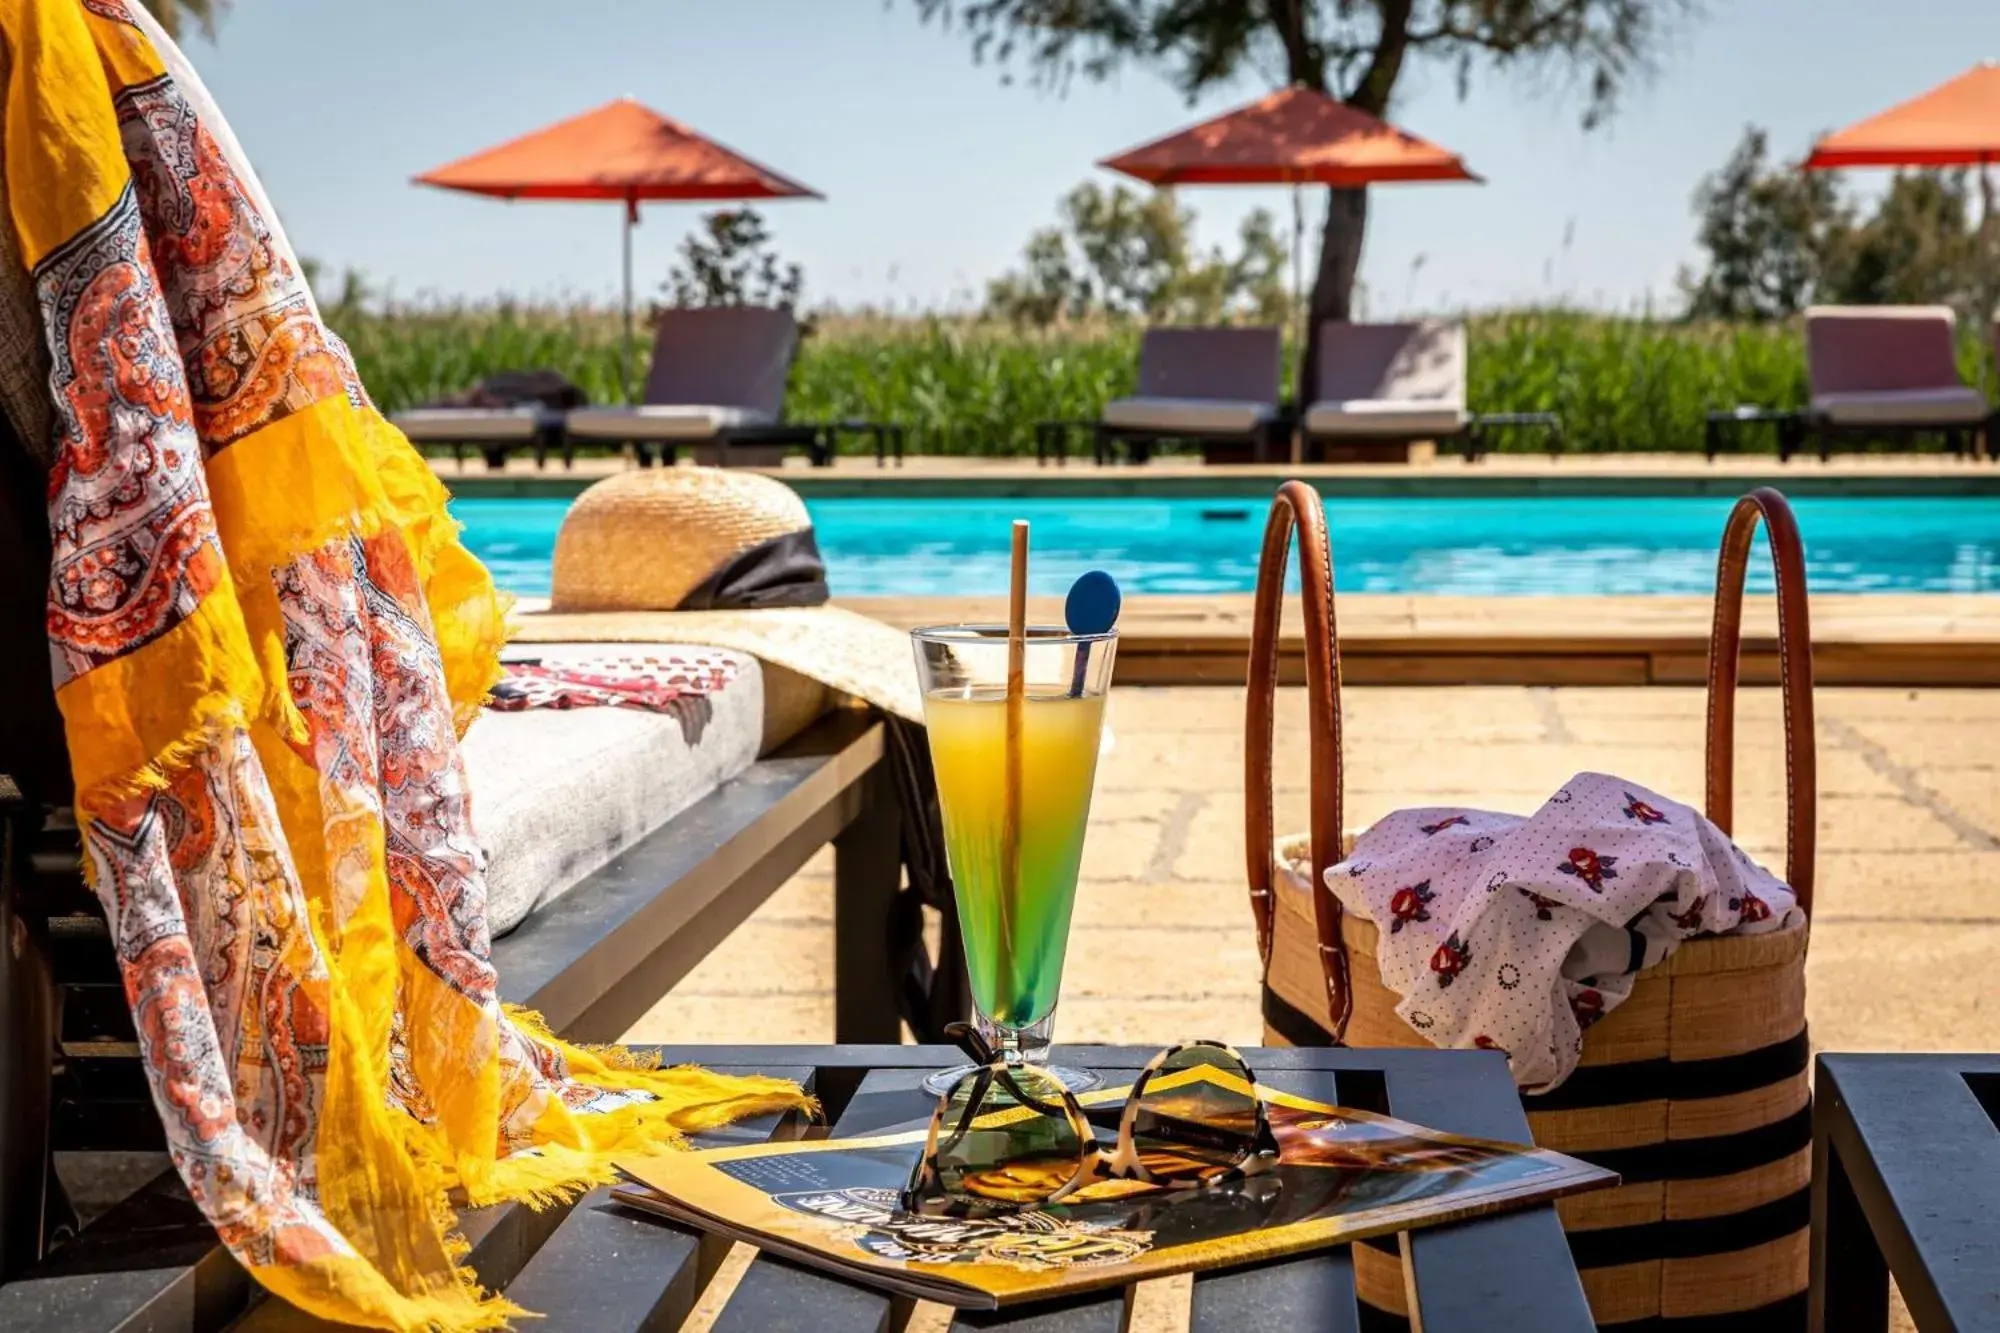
[510,603,922,724]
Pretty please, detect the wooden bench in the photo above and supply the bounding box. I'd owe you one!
[0,707,925,1320]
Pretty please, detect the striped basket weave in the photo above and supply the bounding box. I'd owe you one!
[1243,481,1816,1331]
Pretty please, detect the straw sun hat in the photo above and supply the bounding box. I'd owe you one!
[512,467,922,723]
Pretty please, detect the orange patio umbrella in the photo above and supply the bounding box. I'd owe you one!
[1101,85,1479,188]
[1805,62,2000,326]
[1100,86,1478,370]
[1804,61,2000,170]
[416,97,823,399]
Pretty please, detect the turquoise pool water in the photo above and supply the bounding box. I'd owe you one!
[451,494,2000,598]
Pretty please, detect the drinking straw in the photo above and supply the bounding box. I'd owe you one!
[1001,521,1028,1001]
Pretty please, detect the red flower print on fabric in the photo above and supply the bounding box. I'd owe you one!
[1473,1034,1510,1055]
[1570,988,1605,1029]
[1430,933,1471,987]
[1669,896,1707,931]
[1388,880,1435,934]
[1518,888,1560,921]
[1557,847,1618,893]
[1731,889,1772,924]
[1420,815,1470,836]
[1622,792,1669,825]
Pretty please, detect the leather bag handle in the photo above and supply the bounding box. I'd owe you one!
[1244,480,1351,1039]
[1704,487,1817,914]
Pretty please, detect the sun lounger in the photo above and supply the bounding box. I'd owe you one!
[0,642,907,1294]
[391,404,567,470]
[1301,319,1469,461]
[1806,305,1989,459]
[1091,326,1285,464]
[391,370,586,470]
[565,306,829,468]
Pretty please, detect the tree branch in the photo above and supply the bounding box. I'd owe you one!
[1347,0,1415,114]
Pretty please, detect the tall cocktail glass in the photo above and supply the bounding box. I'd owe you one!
[912,625,1116,1094]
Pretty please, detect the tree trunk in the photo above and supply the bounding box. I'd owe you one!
[1301,185,1368,406]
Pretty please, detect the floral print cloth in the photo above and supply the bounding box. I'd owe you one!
[486,653,745,744]
[1327,773,1797,1092]
[5,3,806,1328]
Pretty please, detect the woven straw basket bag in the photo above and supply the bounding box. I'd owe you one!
[1244,481,1816,1331]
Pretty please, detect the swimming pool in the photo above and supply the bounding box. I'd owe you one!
[451,494,2000,598]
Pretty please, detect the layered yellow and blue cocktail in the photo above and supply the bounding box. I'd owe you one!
[912,625,1116,1088]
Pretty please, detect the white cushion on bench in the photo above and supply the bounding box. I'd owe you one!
[1305,399,1468,437]
[1810,387,1990,427]
[1101,396,1274,435]
[566,405,773,441]
[392,406,542,441]
[462,646,766,936]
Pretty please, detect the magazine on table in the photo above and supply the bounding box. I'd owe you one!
[613,1063,1615,1309]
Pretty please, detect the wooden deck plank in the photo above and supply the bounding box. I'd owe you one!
[796,594,2000,688]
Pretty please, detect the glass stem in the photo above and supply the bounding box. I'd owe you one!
[981,1010,1055,1067]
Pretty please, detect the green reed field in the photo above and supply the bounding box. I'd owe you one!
[329,302,1990,456]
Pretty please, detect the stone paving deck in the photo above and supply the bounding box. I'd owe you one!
[624,684,2000,1061]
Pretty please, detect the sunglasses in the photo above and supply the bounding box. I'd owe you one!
[901,1024,1280,1217]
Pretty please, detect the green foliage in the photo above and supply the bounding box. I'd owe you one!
[905,1,1689,123]
[908,1,1695,351]
[335,301,1998,458]
[787,318,1140,454]
[331,301,629,413]
[1828,171,1983,308]
[985,182,1289,327]
[1682,127,1849,321]
[662,209,804,311]
[139,0,225,39]
[1683,125,1992,322]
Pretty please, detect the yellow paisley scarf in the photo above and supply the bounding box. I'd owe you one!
[3,2,808,1327]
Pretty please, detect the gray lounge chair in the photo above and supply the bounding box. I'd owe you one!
[1302,319,1469,460]
[566,306,826,468]
[1093,326,1284,464]
[1806,305,1989,459]
[391,404,566,469]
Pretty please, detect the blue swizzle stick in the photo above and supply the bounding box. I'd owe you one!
[1065,570,1121,697]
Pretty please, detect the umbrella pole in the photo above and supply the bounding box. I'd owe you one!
[1291,181,1304,372]
[621,196,636,405]
[1982,157,1995,397]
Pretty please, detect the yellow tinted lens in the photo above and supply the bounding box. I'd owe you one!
[1129,1045,1262,1183]
[934,1064,1084,1204]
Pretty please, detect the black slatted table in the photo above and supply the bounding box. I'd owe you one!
[1810,1053,2000,1333]
[589,1045,1588,1333]
[12,1046,1594,1332]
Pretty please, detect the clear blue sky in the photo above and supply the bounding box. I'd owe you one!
[179,1,1998,317]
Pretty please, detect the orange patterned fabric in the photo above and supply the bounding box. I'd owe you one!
[5,3,809,1327]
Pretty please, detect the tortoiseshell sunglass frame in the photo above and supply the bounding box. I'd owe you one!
[901,1029,1280,1218]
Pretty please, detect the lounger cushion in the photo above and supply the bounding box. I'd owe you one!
[463,645,765,936]
[1101,396,1274,435]
[1304,399,1468,438]
[392,406,542,441]
[565,404,774,441]
[1811,387,1990,427]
